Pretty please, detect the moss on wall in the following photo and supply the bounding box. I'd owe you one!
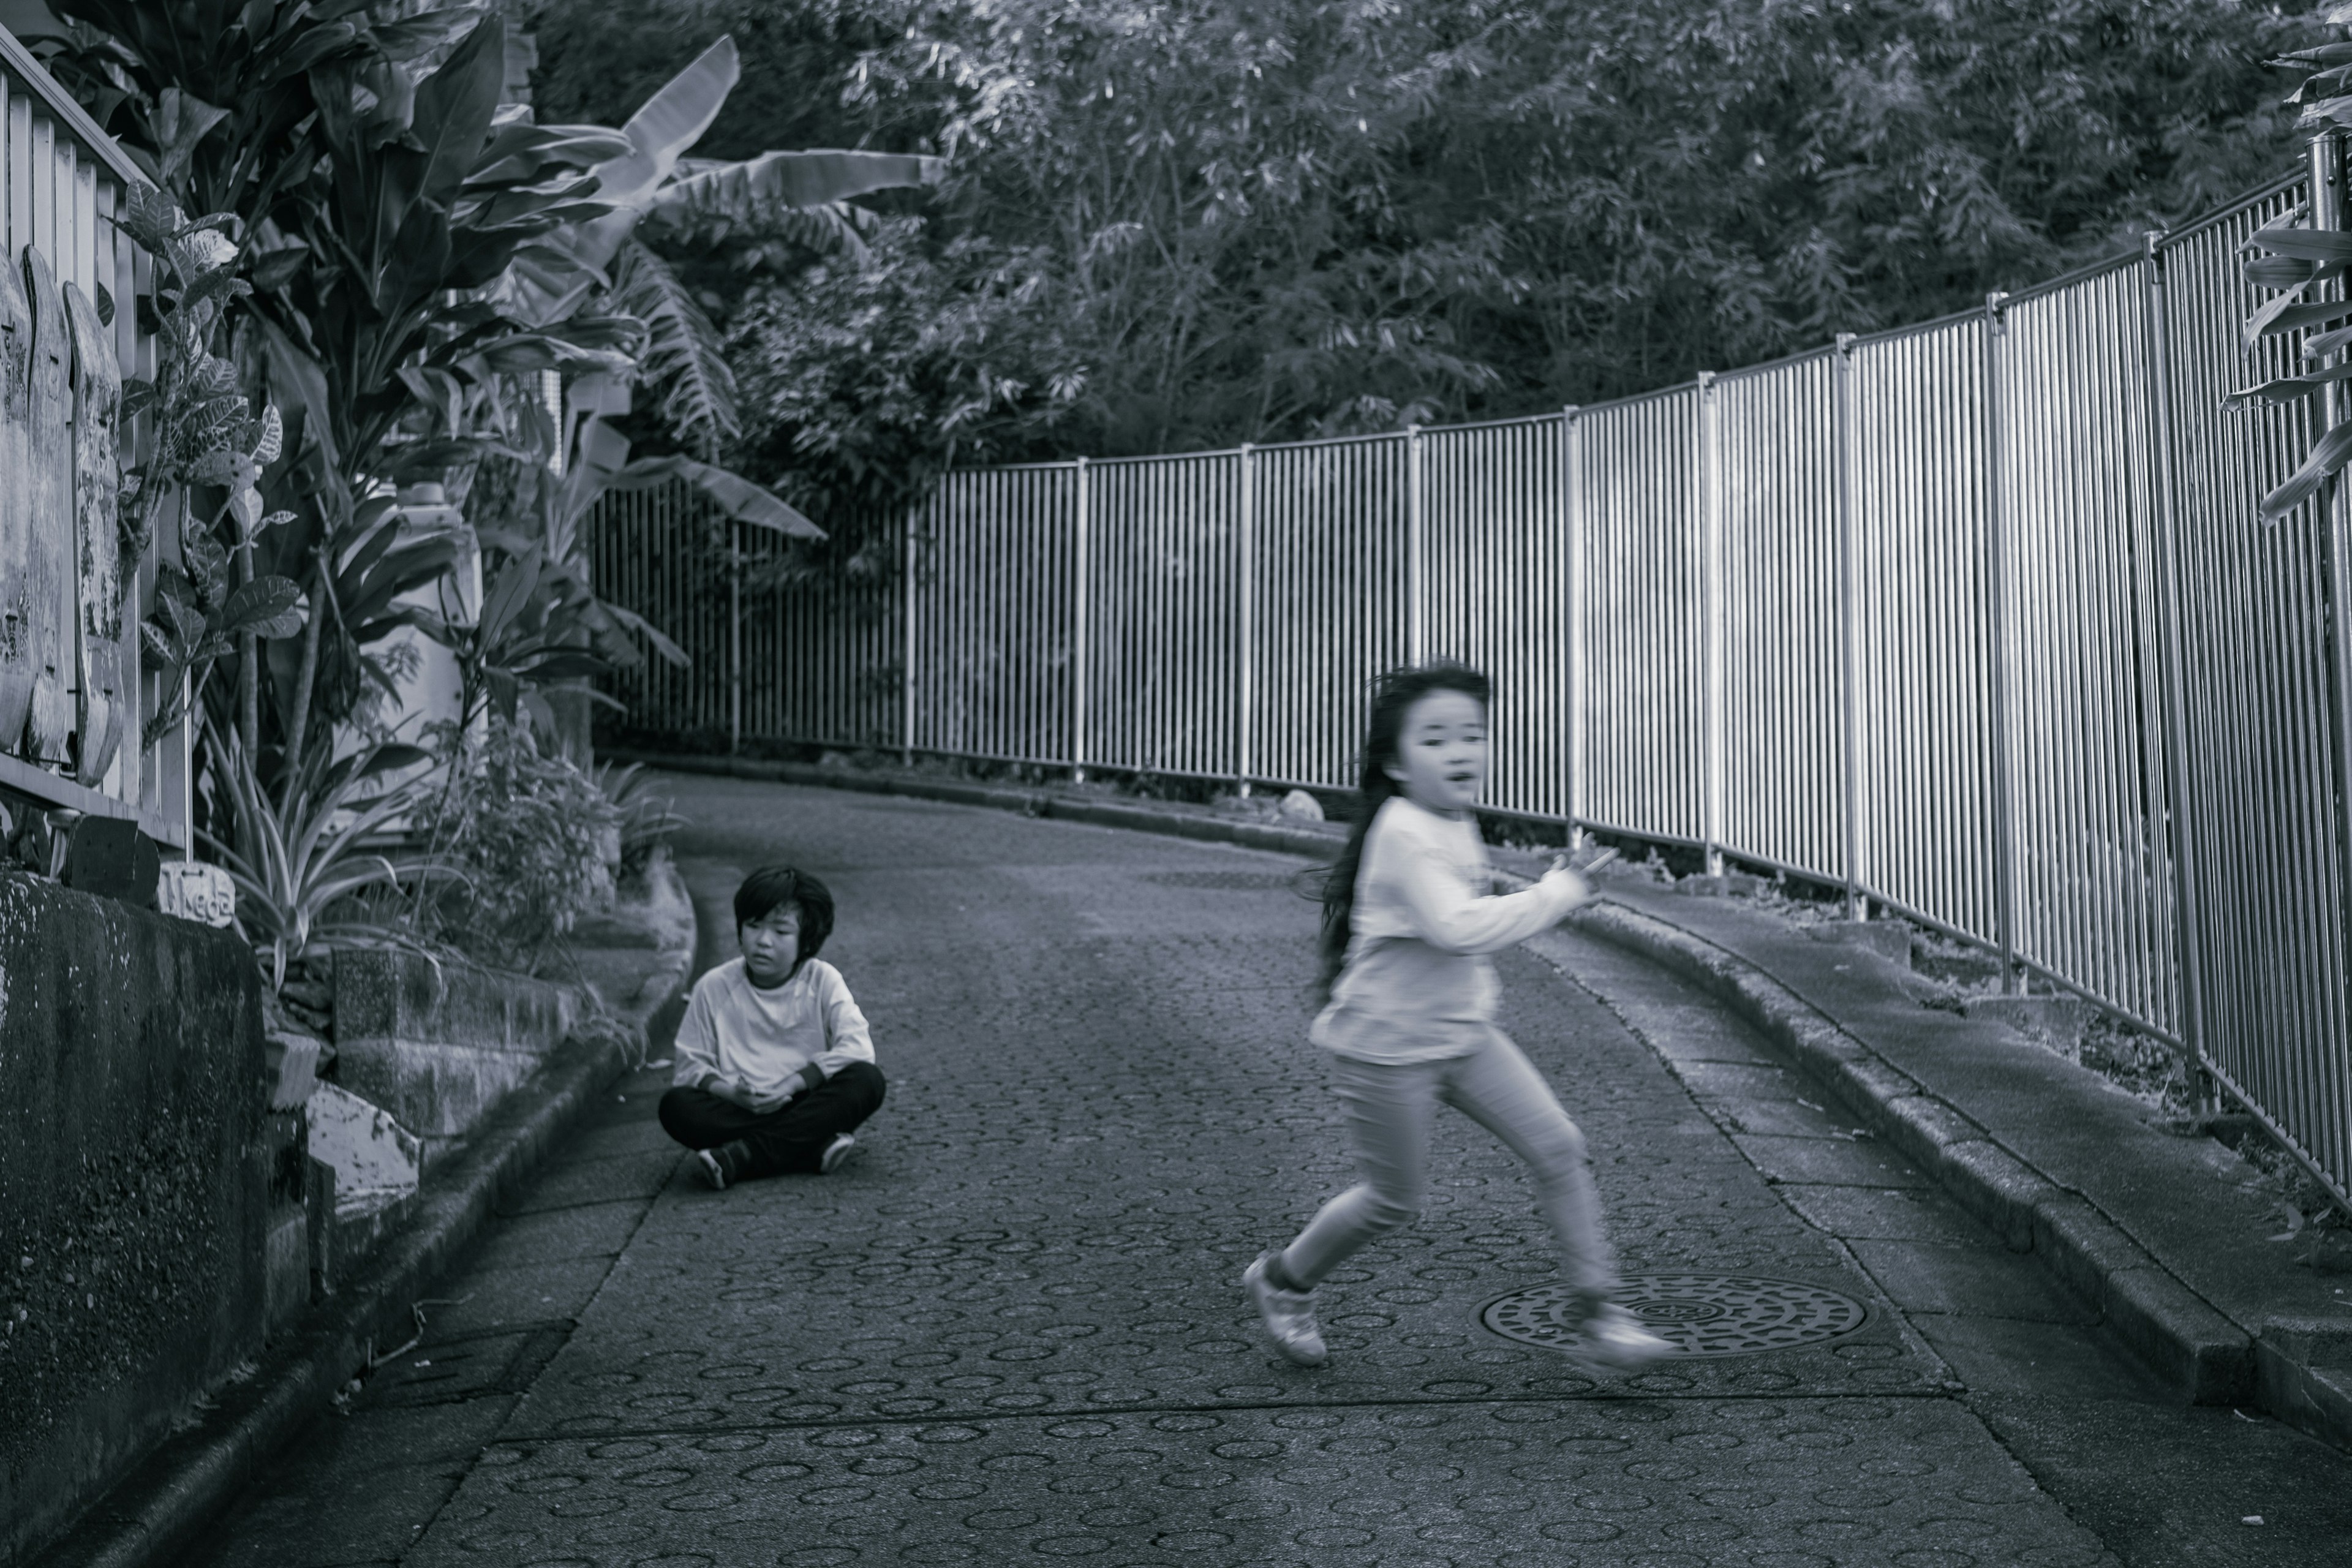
[0,871,264,1564]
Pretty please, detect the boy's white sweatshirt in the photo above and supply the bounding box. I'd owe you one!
[672,957,875,1112]
[1312,795,1581,1063]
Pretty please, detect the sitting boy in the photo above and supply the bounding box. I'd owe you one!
[659,866,886,1188]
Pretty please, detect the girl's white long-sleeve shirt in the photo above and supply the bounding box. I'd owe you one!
[671,957,875,1111]
[1312,795,1581,1063]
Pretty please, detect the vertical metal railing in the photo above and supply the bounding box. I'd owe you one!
[1847,312,2003,949]
[1716,351,1845,889]
[1997,261,2179,1027]
[1573,387,1707,847]
[2157,174,2350,1202]
[1420,415,1567,821]
[591,168,2352,1209]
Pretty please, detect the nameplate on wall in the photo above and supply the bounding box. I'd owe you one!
[157,860,235,927]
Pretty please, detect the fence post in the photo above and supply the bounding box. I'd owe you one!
[1406,425,1425,665]
[1834,334,1863,920]
[901,500,918,767]
[1072,456,1092,783]
[1697,371,1725,878]
[2139,230,2211,1087]
[1561,407,1584,848]
[1236,443,1255,796]
[1983,292,2021,994]
[728,517,742,755]
[2309,127,2352,1104]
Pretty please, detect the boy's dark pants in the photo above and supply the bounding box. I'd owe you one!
[658,1063,886,1178]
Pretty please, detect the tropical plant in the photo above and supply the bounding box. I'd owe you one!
[41,6,642,782]
[412,715,620,970]
[113,187,310,750]
[2230,10,2352,524]
[198,728,462,990]
[421,31,940,752]
[595,760,687,888]
[38,2,942,838]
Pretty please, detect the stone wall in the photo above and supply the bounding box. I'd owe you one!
[0,872,265,1566]
[333,950,582,1170]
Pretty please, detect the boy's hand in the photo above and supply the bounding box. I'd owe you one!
[701,1074,760,1110]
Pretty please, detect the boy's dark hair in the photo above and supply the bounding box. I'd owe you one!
[1316,661,1492,1003]
[735,866,835,970]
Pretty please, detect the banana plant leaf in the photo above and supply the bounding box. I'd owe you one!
[608,456,825,538]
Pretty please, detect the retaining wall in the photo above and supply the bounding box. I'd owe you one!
[0,873,265,1567]
[332,951,583,1170]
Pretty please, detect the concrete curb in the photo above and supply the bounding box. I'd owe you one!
[1567,901,2257,1406]
[617,753,2351,1448]
[607,750,1352,861]
[35,870,701,1568]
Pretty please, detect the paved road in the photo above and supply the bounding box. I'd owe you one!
[193,776,2352,1567]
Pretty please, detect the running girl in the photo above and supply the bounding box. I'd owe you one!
[1244,662,1669,1373]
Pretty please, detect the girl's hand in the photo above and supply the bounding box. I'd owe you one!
[1539,857,1591,908]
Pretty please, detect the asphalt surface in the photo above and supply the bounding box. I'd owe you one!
[189,775,2352,1567]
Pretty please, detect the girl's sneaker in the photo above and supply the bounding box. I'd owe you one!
[695,1141,752,1190]
[820,1133,859,1174]
[1243,1252,1328,1367]
[1567,1301,1674,1373]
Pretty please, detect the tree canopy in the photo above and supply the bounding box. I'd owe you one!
[528,0,2313,518]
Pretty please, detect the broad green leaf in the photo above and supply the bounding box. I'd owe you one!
[2280,41,2352,65]
[369,6,488,62]
[546,415,634,543]
[648,150,946,232]
[2247,255,2320,291]
[469,121,635,186]
[610,456,826,538]
[153,87,230,183]
[254,315,338,470]
[2222,361,2352,412]
[595,598,690,667]
[140,621,183,670]
[219,576,308,639]
[410,14,507,208]
[2241,228,2352,263]
[184,530,230,604]
[2250,298,2352,344]
[570,36,742,270]
[515,649,608,682]
[340,540,463,633]
[478,544,545,649]
[2261,420,2352,524]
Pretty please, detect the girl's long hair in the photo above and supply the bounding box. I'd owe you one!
[1314,661,1493,1003]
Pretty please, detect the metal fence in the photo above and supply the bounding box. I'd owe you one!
[593,167,2352,1210]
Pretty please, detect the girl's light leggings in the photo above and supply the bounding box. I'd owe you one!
[1280,1028,1618,1295]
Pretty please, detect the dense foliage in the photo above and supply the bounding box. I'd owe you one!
[530,0,2315,525]
[414,717,622,968]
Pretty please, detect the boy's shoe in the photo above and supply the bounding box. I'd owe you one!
[695,1141,752,1190]
[1564,1300,1674,1374]
[1243,1252,1327,1367]
[819,1133,859,1175]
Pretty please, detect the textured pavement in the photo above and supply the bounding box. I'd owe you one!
[189,776,2352,1567]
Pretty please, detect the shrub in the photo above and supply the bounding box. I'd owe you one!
[595,762,687,891]
[417,721,620,970]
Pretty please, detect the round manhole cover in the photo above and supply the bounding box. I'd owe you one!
[1481,1274,1868,1358]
